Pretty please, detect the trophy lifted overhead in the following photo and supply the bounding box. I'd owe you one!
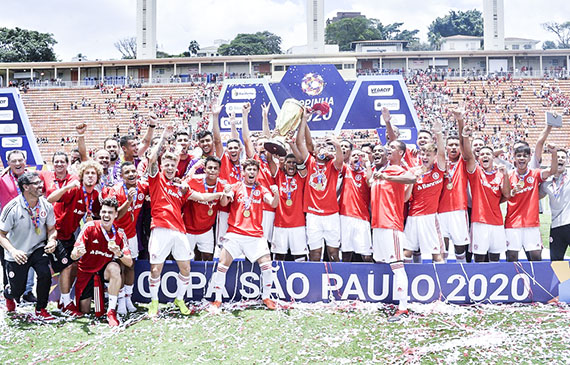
[264,98,330,157]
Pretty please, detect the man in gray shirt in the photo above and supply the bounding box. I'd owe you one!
[0,172,57,320]
[540,149,570,261]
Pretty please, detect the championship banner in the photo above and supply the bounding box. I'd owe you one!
[117,260,568,304]
[218,65,420,143]
[0,88,43,166]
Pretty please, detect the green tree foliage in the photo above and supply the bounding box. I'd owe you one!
[325,17,419,51]
[542,40,557,50]
[0,27,57,62]
[542,22,570,49]
[188,40,200,55]
[218,31,282,56]
[428,10,483,48]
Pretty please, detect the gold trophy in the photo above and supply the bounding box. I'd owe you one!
[264,98,305,157]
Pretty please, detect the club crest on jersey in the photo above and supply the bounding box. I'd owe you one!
[280,178,298,194]
[527,176,534,184]
[432,172,440,180]
[253,190,261,197]
[138,193,145,201]
[355,174,362,181]
[40,210,47,218]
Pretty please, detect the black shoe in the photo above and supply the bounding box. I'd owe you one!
[22,292,37,303]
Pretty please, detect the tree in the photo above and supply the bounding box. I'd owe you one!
[188,40,200,56]
[542,21,570,49]
[218,31,282,55]
[114,37,137,59]
[0,27,57,62]
[428,10,483,49]
[542,40,557,50]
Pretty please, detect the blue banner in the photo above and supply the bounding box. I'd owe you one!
[0,88,43,166]
[218,65,420,144]
[126,260,566,304]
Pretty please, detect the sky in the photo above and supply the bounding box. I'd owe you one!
[2,0,569,61]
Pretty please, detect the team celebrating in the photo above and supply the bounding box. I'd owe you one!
[0,98,568,324]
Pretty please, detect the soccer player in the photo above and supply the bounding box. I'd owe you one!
[71,197,133,326]
[106,161,149,313]
[438,132,470,262]
[339,149,373,262]
[540,149,570,261]
[372,144,388,171]
[0,172,57,321]
[182,156,225,261]
[403,120,446,263]
[369,140,417,322]
[48,160,104,316]
[294,110,344,261]
[461,126,511,262]
[146,123,224,317]
[209,158,279,310]
[174,130,193,178]
[505,142,557,261]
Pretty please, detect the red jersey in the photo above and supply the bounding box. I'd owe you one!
[39,171,78,218]
[218,153,242,213]
[403,148,420,169]
[55,186,101,240]
[339,166,370,221]
[182,177,225,234]
[370,165,407,231]
[505,169,543,228]
[74,221,129,273]
[106,180,149,239]
[176,156,192,179]
[274,170,305,228]
[408,163,445,216]
[438,157,468,213]
[254,154,276,212]
[303,154,341,216]
[467,166,504,226]
[227,182,270,238]
[148,171,191,233]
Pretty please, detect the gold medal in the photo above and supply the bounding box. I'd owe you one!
[207,208,214,216]
[446,183,453,190]
[108,240,116,247]
[316,183,322,190]
[517,180,525,189]
[35,227,41,235]
[86,214,93,222]
[243,210,251,218]
[286,199,293,206]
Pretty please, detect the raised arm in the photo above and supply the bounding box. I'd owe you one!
[148,123,174,177]
[47,180,80,204]
[459,124,476,173]
[326,134,344,171]
[295,109,310,162]
[76,123,89,162]
[432,119,446,170]
[534,123,553,165]
[137,112,158,158]
[541,143,558,180]
[498,165,512,198]
[452,108,465,149]
[382,107,397,142]
[261,102,271,138]
[188,191,224,202]
[211,104,224,158]
[240,103,255,158]
[263,185,279,208]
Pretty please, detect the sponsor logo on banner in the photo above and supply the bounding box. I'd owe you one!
[368,85,393,96]
[225,103,247,114]
[374,99,400,111]
[0,97,8,108]
[221,117,243,129]
[0,110,14,121]
[1,137,22,148]
[399,129,412,140]
[231,88,256,100]
[380,114,406,126]
[0,123,18,134]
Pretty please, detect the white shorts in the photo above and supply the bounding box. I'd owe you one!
[403,214,445,255]
[340,215,372,255]
[186,228,215,256]
[262,210,275,244]
[223,232,270,263]
[438,210,470,247]
[148,227,191,264]
[127,236,139,259]
[505,227,543,252]
[471,222,507,255]
[372,228,405,263]
[306,213,341,250]
[216,211,229,244]
[271,226,308,255]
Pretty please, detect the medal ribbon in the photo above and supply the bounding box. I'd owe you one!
[516,169,530,186]
[316,162,326,187]
[10,172,21,195]
[101,224,117,243]
[82,186,94,221]
[123,182,138,220]
[242,183,257,211]
[23,197,40,233]
[232,162,242,181]
[285,176,293,201]
[204,178,218,209]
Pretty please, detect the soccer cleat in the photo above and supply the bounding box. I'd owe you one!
[148,299,159,317]
[61,303,83,318]
[117,298,127,315]
[22,292,37,303]
[35,308,56,322]
[125,297,137,313]
[388,309,409,323]
[211,300,221,309]
[207,300,221,314]
[107,309,120,327]
[5,298,16,312]
[173,298,191,315]
[262,298,277,310]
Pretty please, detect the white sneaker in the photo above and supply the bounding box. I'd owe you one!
[117,297,127,315]
[125,296,137,313]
